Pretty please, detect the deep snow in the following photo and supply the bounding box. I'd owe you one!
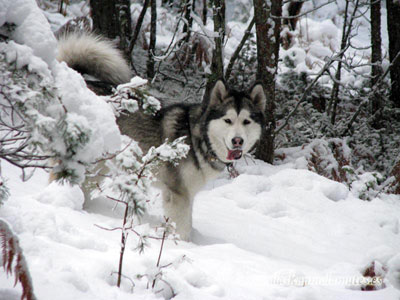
[1,158,400,300]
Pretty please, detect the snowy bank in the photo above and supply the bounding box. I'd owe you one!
[1,158,400,300]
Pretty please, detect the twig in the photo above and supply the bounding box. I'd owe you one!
[91,140,133,164]
[152,217,168,289]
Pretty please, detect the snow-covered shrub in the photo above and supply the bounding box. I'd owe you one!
[350,171,385,201]
[0,41,84,183]
[95,135,189,288]
[275,55,400,188]
[98,135,189,218]
[0,40,96,184]
[0,0,120,184]
[275,138,352,184]
[106,77,161,115]
[275,137,391,200]
[275,68,331,148]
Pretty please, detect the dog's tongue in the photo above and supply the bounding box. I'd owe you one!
[227,149,242,160]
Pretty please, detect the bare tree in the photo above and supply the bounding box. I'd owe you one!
[327,0,359,125]
[370,0,383,127]
[202,0,225,105]
[202,0,207,25]
[182,0,195,44]
[90,0,132,59]
[253,0,282,163]
[386,0,400,107]
[147,0,157,79]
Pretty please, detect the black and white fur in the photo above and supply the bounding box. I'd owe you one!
[57,33,266,240]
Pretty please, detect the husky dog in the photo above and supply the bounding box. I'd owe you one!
[58,33,266,240]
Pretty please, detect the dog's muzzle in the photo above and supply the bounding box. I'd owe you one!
[227,137,243,160]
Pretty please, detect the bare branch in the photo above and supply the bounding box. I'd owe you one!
[225,16,255,80]
[275,51,344,135]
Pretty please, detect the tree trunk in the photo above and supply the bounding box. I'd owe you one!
[147,0,157,79]
[386,0,400,107]
[202,0,207,25]
[253,0,282,164]
[371,0,383,86]
[370,0,383,126]
[90,0,132,59]
[116,0,132,58]
[328,0,359,125]
[90,0,118,38]
[202,0,225,105]
[182,0,195,44]
[129,0,150,57]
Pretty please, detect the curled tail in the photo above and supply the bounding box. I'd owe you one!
[57,32,131,85]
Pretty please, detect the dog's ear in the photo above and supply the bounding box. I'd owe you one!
[209,80,228,106]
[249,84,267,112]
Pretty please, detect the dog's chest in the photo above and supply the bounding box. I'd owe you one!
[180,160,221,196]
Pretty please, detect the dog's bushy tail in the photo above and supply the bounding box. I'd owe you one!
[57,32,131,85]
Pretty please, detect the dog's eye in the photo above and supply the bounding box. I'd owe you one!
[243,119,251,125]
[224,119,232,124]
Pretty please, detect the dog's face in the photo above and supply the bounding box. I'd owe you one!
[205,81,266,163]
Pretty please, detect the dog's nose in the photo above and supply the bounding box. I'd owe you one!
[232,137,244,148]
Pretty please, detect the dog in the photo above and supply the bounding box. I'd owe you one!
[57,32,266,240]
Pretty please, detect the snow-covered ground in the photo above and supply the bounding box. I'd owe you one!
[1,158,400,300]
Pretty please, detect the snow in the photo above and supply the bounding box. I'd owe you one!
[2,0,57,66]
[1,158,400,299]
[53,61,121,162]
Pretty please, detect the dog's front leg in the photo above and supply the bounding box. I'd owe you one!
[162,189,193,241]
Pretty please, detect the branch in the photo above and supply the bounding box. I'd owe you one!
[152,217,168,289]
[129,0,150,63]
[275,52,341,135]
[328,0,360,125]
[342,49,400,136]
[225,16,255,80]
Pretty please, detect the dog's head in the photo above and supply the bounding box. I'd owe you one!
[204,80,266,163]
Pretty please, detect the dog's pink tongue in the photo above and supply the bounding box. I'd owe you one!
[227,149,242,160]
